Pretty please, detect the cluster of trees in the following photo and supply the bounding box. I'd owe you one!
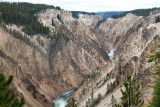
[49,32,70,55]
[50,32,70,41]
[112,8,159,19]
[106,78,119,95]
[91,93,102,106]
[146,45,160,107]
[155,16,160,23]
[0,20,43,54]
[0,73,25,107]
[0,49,8,58]
[0,49,15,63]
[71,11,96,19]
[49,41,56,56]
[110,45,160,107]
[0,20,37,49]
[37,37,44,47]
[71,98,77,107]
[72,44,160,107]
[0,2,61,35]
[99,72,118,88]
[106,82,114,94]
[8,29,37,49]
[85,92,102,107]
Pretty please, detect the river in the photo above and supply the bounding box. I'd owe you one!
[52,49,114,107]
[53,90,73,107]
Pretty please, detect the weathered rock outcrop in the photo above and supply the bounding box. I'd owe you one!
[0,6,160,107]
[0,9,108,106]
[71,11,160,107]
[94,13,144,50]
[37,9,109,89]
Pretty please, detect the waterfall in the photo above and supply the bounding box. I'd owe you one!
[108,49,114,60]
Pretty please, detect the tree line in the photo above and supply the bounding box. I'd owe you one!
[0,73,25,107]
[112,8,159,19]
[0,2,61,36]
[71,11,96,19]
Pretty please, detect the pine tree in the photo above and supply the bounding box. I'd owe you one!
[91,88,94,106]
[71,98,77,107]
[87,98,91,107]
[116,75,144,107]
[118,63,122,75]
[51,19,55,26]
[106,83,112,94]
[111,95,116,107]
[85,100,88,107]
[55,6,61,10]
[155,16,160,23]
[0,73,25,107]
[147,45,160,107]
[57,14,61,21]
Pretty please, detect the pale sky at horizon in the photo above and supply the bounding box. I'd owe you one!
[1,0,160,12]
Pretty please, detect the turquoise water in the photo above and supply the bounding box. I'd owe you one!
[53,90,73,107]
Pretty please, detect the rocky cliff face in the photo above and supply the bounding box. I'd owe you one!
[37,9,108,88]
[71,11,160,107]
[94,13,144,50]
[0,6,159,107]
[0,9,108,106]
[0,28,59,107]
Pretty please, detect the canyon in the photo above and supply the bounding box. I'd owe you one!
[0,3,160,107]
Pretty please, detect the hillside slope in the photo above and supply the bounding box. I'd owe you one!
[71,10,160,107]
[0,2,160,107]
[0,2,109,106]
[97,11,125,19]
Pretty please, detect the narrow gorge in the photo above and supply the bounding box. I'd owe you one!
[0,2,160,107]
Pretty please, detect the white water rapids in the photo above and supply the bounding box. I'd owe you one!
[53,90,73,107]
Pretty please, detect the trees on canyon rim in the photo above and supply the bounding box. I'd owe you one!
[147,45,160,107]
[0,73,25,107]
[116,44,160,107]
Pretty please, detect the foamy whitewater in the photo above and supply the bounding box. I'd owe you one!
[53,90,73,107]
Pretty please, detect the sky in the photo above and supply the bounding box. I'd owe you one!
[1,0,160,12]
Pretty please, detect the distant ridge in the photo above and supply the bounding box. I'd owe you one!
[112,7,160,18]
[96,11,125,19]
